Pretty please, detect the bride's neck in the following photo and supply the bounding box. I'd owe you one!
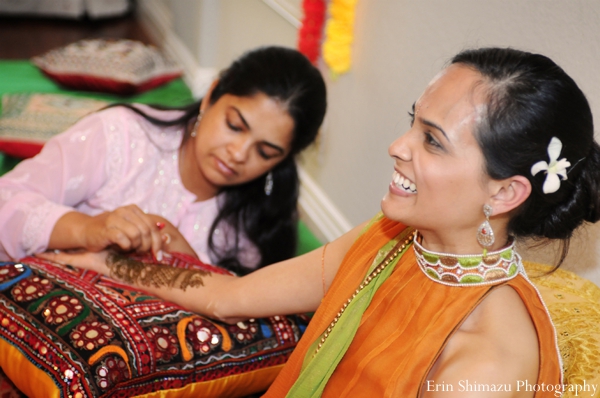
[417,227,511,255]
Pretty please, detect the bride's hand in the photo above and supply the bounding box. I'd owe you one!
[36,250,110,275]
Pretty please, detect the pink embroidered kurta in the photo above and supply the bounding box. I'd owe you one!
[0,105,259,268]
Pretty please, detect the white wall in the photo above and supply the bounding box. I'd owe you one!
[140,0,299,96]
[166,0,299,69]
[141,0,600,284]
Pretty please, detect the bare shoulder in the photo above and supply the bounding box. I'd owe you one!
[422,285,539,398]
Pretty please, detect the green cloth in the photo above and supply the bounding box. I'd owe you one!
[286,227,414,397]
[296,221,323,255]
[0,153,20,175]
[0,60,195,109]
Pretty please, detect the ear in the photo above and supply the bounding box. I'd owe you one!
[488,175,532,216]
[199,79,220,113]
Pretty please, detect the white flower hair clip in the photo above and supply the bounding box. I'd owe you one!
[530,137,571,194]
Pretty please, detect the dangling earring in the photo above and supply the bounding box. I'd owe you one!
[477,204,495,256]
[264,171,273,196]
[190,111,203,138]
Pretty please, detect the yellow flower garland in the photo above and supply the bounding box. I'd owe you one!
[322,0,358,76]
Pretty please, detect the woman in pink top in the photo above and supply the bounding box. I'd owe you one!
[0,46,327,274]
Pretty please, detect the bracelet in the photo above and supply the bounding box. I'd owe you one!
[321,243,329,296]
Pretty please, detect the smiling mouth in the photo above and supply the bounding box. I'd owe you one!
[392,171,417,193]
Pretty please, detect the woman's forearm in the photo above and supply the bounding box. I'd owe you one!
[101,252,242,322]
[78,249,321,322]
[39,222,365,323]
[106,252,209,291]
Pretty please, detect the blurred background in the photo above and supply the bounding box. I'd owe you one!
[0,0,599,285]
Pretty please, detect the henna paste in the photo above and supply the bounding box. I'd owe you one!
[107,253,210,291]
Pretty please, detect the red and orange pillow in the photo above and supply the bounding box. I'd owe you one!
[0,253,309,397]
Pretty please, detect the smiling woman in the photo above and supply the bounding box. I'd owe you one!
[0,46,327,274]
[382,64,520,253]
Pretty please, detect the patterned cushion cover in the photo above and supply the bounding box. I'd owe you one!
[32,39,183,95]
[0,93,108,158]
[0,253,309,397]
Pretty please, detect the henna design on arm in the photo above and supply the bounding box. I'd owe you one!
[106,253,211,291]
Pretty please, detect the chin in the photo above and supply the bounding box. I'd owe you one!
[380,197,404,223]
[382,196,425,229]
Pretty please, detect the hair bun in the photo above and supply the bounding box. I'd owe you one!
[579,142,600,223]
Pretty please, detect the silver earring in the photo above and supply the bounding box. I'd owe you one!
[264,171,273,196]
[477,204,495,253]
[190,111,203,138]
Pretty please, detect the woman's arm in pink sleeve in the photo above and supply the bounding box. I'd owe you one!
[0,110,111,259]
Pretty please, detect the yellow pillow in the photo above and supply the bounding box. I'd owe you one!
[524,262,600,398]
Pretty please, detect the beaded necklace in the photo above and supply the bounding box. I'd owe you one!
[413,233,521,287]
[313,230,522,356]
[313,231,415,356]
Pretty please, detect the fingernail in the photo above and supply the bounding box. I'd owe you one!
[162,233,171,245]
[156,222,166,230]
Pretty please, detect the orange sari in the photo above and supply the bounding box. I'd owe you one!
[265,216,562,397]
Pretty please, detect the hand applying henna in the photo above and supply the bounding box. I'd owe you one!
[146,215,198,260]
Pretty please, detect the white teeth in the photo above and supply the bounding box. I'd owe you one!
[392,171,417,193]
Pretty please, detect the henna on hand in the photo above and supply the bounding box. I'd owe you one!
[106,253,211,291]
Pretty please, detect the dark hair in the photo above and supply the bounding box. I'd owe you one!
[451,47,600,264]
[113,46,326,274]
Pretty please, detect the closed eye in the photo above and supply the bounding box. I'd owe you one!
[257,143,284,160]
[227,120,243,132]
[257,147,272,160]
[226,106,249,132]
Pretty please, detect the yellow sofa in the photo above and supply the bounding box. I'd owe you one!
[524,262,600,398]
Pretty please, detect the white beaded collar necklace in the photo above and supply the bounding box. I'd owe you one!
[413,232,522,287]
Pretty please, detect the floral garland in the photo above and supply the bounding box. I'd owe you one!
[298,0,327,64]
[322,0,358,76]
[298,0,358,75]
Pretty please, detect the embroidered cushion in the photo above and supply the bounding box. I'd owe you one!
[0,93,108,158]
[31,39,183,95]
[0,253,309,397]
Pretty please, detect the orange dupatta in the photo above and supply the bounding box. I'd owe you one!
[264,216,406,396]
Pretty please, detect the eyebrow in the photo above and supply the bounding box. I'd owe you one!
[412,102,449,142]
[233,107,250,130]
[232,107,285,155]
[422,119,449,142]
